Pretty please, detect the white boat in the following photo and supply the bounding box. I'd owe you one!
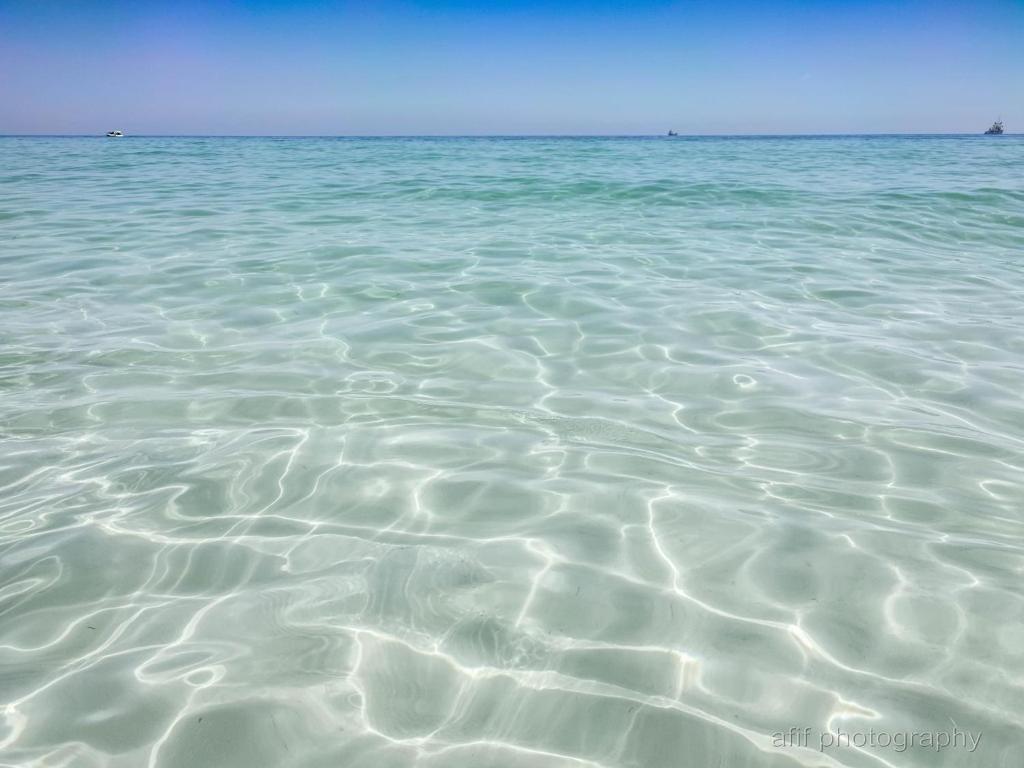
[106,130,124,138]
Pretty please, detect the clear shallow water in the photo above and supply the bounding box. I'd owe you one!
[2,135,1024,767]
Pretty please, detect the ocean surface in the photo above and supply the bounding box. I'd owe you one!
[2,135,1023,767]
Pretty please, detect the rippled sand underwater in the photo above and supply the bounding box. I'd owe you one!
[2,136,1024,767]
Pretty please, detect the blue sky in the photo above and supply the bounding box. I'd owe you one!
[1,0,1020,134]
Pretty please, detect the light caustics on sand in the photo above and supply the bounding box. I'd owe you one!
[1,136,1023,767]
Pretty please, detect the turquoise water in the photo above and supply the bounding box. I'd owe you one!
[2,136,1023,767]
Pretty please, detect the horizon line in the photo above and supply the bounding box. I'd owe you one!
[0,131,1016,139]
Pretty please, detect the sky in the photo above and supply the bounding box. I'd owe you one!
[0,0,1021,135]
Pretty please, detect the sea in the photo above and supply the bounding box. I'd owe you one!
[1,135,1022,767]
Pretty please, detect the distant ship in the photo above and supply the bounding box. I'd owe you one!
[106,130,124,138]
[984,120,1004,135]
[667,130,678,137]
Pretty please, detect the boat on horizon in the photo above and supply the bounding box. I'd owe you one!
[984,120,1004,135]
[667,130,678,137]
[106,130,124,138]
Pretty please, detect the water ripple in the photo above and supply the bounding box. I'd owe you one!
[1,136,1023,767]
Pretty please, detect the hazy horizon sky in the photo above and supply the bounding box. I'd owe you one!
[1,0,1021,135]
